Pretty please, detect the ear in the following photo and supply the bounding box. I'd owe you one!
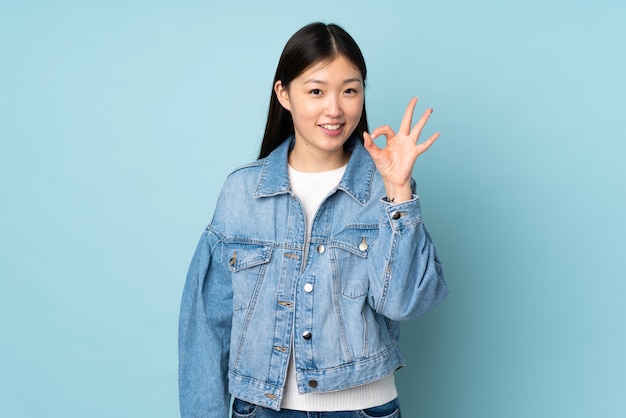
[274,80,291,111]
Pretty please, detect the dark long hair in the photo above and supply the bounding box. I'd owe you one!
[258,22,369,159]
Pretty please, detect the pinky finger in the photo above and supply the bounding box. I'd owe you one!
[416,132,441,154]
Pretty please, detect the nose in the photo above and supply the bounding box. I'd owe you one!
[324,94,343,118]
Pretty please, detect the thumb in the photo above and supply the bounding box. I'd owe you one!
[363,131,377,151]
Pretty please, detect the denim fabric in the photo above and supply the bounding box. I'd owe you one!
[179,136,448,418]
[232,398,401,417]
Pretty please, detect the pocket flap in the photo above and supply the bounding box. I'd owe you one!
[227,243,273,272]
[331,226,379,257]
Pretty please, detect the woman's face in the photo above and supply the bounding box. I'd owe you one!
[275,55,364,166]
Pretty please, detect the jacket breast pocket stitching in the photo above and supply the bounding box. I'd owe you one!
[227,244,273,272]
[330,228,378,300]
[227,243,273,312]
[330,226,379,256]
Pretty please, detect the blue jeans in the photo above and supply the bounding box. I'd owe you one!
[231,398,401,418]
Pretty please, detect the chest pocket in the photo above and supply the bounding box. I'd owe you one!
[330,226,379,299]
[227,242,273,311]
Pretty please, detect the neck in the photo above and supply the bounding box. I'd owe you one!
[288,145,349,173]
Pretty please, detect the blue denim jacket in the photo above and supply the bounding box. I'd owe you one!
[179,136,449,417]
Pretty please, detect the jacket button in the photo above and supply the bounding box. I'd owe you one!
[302,331,312,340]
[316,245,325,254]
[304,283,313,293]
[308,380,318,388]
[391,212,401,220]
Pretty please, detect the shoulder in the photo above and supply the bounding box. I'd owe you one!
[228,159,265,176]
[221,158,266,188]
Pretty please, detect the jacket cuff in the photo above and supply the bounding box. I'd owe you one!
[379,194,422,229]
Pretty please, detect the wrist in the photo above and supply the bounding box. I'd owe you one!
[383,183,412,204]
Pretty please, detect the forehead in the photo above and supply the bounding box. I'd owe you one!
[296,55,363,82]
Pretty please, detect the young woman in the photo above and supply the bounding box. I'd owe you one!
[179,22,449,418]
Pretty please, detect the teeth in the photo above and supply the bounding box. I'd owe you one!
[321,124,342,130]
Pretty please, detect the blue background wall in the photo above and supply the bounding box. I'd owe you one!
[1,1,624,417]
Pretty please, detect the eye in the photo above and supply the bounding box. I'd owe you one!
[344,88,359,95]
[309,89,322,95]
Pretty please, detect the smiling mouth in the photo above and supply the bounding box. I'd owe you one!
[320,124,343,130]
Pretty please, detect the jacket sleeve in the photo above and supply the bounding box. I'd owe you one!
[178,227,232,418]
[367,194,449,321]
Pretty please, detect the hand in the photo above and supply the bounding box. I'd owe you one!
[363,97,440,203]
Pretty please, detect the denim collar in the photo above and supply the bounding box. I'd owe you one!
[254,136,375,205]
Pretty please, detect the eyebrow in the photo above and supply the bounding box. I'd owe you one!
[303,77,363,85]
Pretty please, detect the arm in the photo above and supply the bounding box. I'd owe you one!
[178,227,232,418]
[367,194,448,320]
[364,97,448,319]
